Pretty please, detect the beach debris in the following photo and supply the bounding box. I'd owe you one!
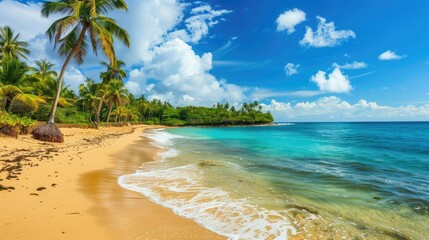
[30,193,39,196]
[67,212,80,215]
[285,204,319,215]
[0,184,14,191]
[36,187,47,191]
[51,183,57,187]
[197,160,223,167]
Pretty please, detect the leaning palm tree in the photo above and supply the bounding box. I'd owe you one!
[0,26,30,60]
[0,58,45,112]
[95,56,126,123]
[32,0,130,142]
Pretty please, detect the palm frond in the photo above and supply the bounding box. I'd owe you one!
[41,1,72,17]
[95,16,130,47]
[13,93,46,111]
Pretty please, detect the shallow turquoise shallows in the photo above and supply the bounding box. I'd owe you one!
[119,122,429,240]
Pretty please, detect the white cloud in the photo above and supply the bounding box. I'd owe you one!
[168,4,231,43]
[185,5,231,43]
[251,89,321,100]
[276,8,306,34]
[0,0,51,41]
[125,81,143,96]
[332,61,367,70]
[129,38,246,106]
[300,16,355,48]
[311,68,352,93]
[0,1,64,67]
[111,0,184,64]
[284,63,300,76]
[262,96,429,121]
[63,67,86,93]
[378,50,405,60]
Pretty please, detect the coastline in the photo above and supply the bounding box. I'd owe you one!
[0,125,224,239]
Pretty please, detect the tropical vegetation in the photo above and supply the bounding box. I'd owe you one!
[0,0,273,141]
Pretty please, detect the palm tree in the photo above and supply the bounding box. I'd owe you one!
[32,59,58,82]
[135,96,148,121]
[100,57,126,82]
[31,59,57,95]
[77,78,99,122]
[0,26,30,60]
[0,58,45,112]
[104,79,129,122]
[31,60,74,107]
[33,0,130,142]
[95,57,126,123]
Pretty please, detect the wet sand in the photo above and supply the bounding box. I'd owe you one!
[0,125,224,240]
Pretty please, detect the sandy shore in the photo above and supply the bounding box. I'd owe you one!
[0,125,224,240]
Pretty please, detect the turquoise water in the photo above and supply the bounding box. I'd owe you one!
[119,123,429,239]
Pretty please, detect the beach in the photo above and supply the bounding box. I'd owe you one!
[0,125,224,240]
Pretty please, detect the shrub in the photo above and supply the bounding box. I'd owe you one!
[0,110,36,137]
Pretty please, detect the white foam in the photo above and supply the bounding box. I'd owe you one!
[118,164,296,240]
[145,128,185,147]
[275,123,295,126]
[157,148,180,161]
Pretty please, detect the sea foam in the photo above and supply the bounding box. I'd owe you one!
[145,128,185,147]
[118,164,297,240]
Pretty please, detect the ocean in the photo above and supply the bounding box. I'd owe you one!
[118,122,429,239]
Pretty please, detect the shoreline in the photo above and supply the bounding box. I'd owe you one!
[0,125,224,239]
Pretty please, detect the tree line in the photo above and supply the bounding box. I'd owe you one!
[0,0,273,142]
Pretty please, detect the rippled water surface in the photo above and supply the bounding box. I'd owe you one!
[119,122,429,239]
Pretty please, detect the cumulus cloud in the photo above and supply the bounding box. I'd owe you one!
[129,38,246,106]
[262,96,429,121]
[111,0,184,64]
[185,4,231,43]
[378,50,405,60]
[332,61,367,70]
[276,8,306,34]
[300,16,355,48]
[284,63,300,76]
[0,0,51,41]
[168,4,231,43]
[311,68,352,93]
[63,67,86,93]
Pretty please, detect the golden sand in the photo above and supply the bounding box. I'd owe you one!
[0,125,224,240]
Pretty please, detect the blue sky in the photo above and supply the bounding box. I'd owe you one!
[198,0,429,105]
[1,0,429,121]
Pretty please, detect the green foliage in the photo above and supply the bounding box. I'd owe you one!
[0,26,274,133]
[138,100,273,126]
[162,118,187,126]
[0,110,36,137]
[0,26,30,59]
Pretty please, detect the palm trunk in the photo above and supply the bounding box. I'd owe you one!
[47,26,87,124]
[115,105,119,123]
[95,94,106,123]
[5,98,12,112]
[106,103,113,122]
[88,109,93,122]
